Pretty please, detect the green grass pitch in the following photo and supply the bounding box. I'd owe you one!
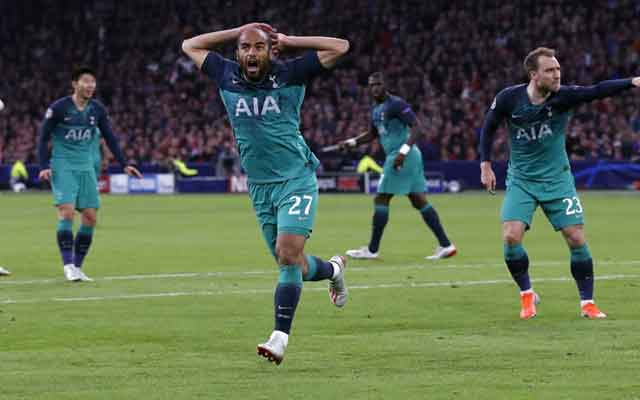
[1,191,639,399]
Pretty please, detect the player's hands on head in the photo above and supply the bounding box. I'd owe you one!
[240,22,274,33]
[124,165,143,179]
[38,169,52,181]
[271,33,291,54]
[393,153,406,170]
[480,161,496,194]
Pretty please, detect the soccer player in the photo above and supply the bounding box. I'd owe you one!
[182,23,350,365]
[339,72,456,260]
[38,66,142,282]
[480,47,640,320]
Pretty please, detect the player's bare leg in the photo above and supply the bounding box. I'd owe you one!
[561,225,606,319]
[409,193,456,259]
[346,194,392,259]
[57,204,80,282]
[503,221,539,319]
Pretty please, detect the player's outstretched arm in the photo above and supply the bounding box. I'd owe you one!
[562,77,639,106]
[273,34,349,68]
[182,23,275,69]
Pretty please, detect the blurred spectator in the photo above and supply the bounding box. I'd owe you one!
[1,0,640,173]
[10,155,29,192]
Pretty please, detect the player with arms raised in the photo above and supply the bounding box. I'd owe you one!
[182,23,349,365]
[38,67,142,282]
[480,47,640,320]
[337,72,456,260]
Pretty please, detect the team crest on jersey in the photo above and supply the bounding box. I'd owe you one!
[380,112,385,121]
[89,116,96,125]
[545,106,553,118]
[269,75,279,89]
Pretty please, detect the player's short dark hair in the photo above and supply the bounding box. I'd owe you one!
[237,28,272,50]
[524,47,556,77]
[71,66,96,82]
[369,72,385,82]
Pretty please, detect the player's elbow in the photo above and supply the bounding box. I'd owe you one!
[336,39,350,56]
[181,39,193,55]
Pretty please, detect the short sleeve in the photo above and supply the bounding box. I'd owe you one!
[44,101,63,123]
[201,52,232,86]
[286,51,326,84]
[390,99,417,126]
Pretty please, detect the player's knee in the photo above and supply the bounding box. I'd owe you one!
[503,234,521,246]
[503,228,523,246]
[276,245,303,266]
[81,212,97,226]
[58,208,74,221]
[564,230,585,248]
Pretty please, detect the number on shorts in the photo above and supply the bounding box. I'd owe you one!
[563,196,583,215]
[288,195,313,215]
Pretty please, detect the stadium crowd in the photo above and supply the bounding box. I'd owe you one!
[1,0,640,174]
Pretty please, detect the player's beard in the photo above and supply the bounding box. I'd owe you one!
[372,89,386,102]
[540,78,560,93]
[536,81,557,96]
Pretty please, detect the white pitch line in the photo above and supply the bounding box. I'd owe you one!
[1,274,639,305]
[1,259,639,287]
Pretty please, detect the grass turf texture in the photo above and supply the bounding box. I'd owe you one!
[1,191,639,399]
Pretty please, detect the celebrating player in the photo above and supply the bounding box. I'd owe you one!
[182,23,350,365]
[337,72,456,260]
[38,66,142,282]
[480,47,640,320]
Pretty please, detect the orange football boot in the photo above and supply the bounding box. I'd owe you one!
[520,291,540,320]
[581,302,607,319]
